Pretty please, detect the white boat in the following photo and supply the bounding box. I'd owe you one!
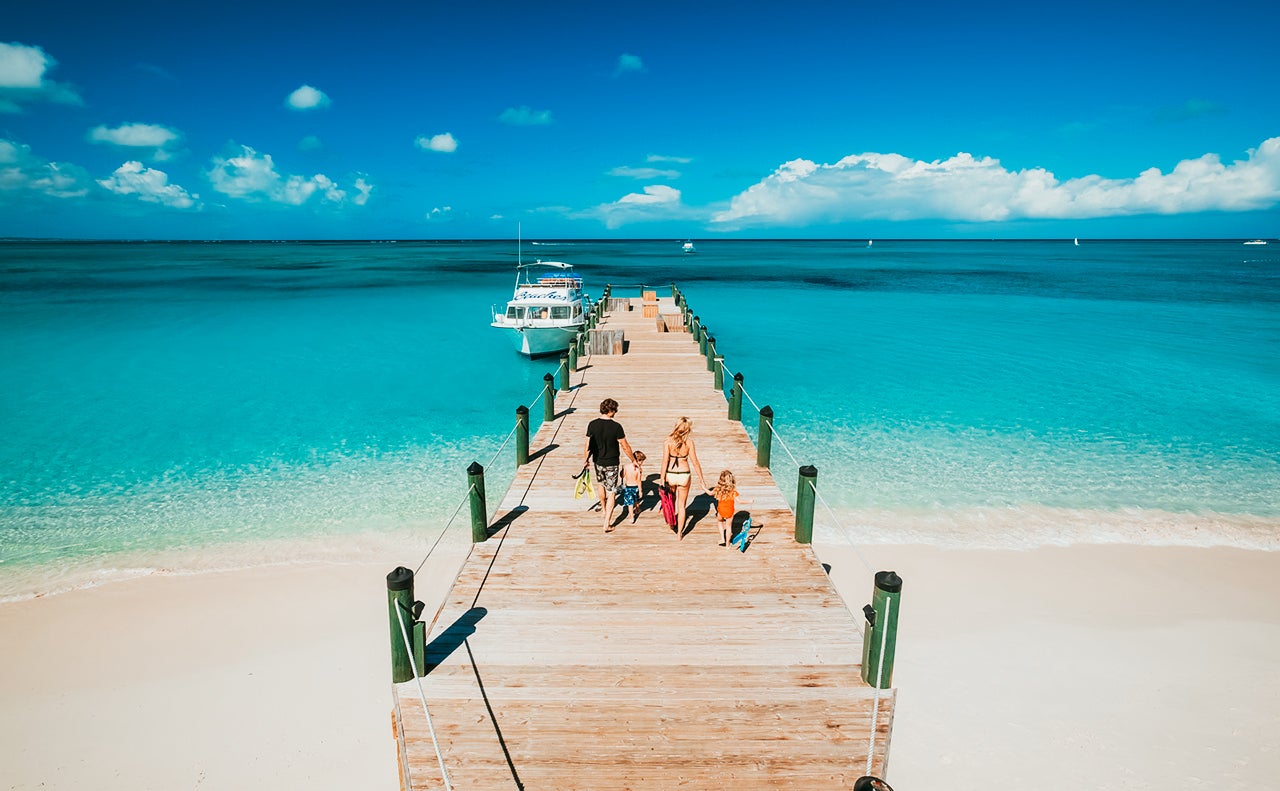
[1074,237,1080,246]
[681,240,696,254]
[1243,239,1267,245]
[491,260,591,357]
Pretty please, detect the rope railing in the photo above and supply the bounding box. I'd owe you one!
[414,483,476,575]
[483,422,520,471]
[394,598,454,791]
[809,479,876,575]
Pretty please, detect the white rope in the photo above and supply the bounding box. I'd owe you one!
[765,418,804,470]
[809,479,876,575]
[394,600,454,791]
[739,382,764,415]
[414,483,477,575]
[484,421,521,471]
[866,593,892,777]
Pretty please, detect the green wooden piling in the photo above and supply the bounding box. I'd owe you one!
[705,336,716,372]
[467,461,488,543]
[559,353,571,392]
[515,405,529,466]
[713,355,725,391]
[413,621,427,677]
[691,315,700,340]
[757,405,774,468]
[386,566,415,683]
[568,339,578,372]
[861,571,903,689]
[794,464,817,543]
[698,326,709,356]
[542,373,555,423]
[728,372,744,421]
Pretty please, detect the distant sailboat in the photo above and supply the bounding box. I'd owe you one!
[1073,238,1080,246]
[867,240,873,248]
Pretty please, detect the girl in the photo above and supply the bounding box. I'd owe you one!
[620,450,646,524]
[659,417,710,539]
[712,470,753,547]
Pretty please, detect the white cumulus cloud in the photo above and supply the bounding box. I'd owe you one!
[587,184,690,229]
[609,165,680,180]
[88,123,182,161]
[415,133,458,153]
[98,161,200,209]
[286,84,330,111]
[499,106,553,126]
[206,145,366,206]
[353,177,372,206]
[711,137,1280,229]
[0,42,82,112]
[648,154,692,164]
[0,138,91,198]
[615,53,644,76]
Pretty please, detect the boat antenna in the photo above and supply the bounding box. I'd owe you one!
[518,222,522,267]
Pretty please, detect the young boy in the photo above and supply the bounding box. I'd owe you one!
[620,450,646,524]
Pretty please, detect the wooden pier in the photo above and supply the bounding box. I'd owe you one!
[391,292,896,789]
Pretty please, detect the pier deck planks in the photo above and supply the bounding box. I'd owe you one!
[393,295,895,790]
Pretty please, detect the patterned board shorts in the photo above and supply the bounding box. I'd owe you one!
[593,463,621,494]
[621,485,639,506]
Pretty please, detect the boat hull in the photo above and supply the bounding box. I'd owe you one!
[496,323,582,357]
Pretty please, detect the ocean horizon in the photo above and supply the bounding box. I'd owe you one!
[3,238,1278,599]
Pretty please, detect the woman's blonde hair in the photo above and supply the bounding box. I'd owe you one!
[712,469,736,500]
[668,417,693,445]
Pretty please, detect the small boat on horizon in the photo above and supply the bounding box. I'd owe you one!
[1074,237,1080,246]
[681,240,696,254]
[1243,239,1267,245]
[491,260,591,358]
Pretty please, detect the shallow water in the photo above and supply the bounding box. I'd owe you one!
[2,239,1278,596]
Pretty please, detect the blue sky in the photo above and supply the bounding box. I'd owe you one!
[3,0,1279,239]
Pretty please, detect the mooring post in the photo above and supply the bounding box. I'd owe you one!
[559,353,571,392]
[542,372,555,423]
[467,461,488,543]
[515,405,529,466]
[794,464,817,543]
[713,355,725,391]
[568,339,578,373]
[728,372,744,421]
[705,336,716,372]
[861,571,903,689]
[698,326,709,356]
[757,405,774,468]
[691,315,700,341]
[386,566,415,683]
[854,776,895,791]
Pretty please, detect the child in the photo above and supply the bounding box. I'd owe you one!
[712,470,753,547]
[621,450,646,524]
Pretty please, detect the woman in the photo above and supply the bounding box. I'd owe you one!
[659,416,711,539]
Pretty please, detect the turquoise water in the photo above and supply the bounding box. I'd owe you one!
[2,240,1278,595]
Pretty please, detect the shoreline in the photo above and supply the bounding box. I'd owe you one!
[6,503,1279,602]
[2,538,1278,789]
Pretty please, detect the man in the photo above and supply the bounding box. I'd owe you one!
[583,397,637,533]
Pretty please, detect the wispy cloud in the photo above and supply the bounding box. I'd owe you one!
[415,133,458,153]
[1156,98,1227,123]
[0,42,82,113]
[499,106,553,126]
[298,135,322,151]
[608,165,680,180]
[207,145,364,206]
[88,123,182,161]
[285,84,331,111]
[586,185,691,228]
[614,53,644,76]
[98,161,200,209]
[711,137,1280,229]
[353,177,372,206]
[648,154,692,164]
[427,205,453,219]
[0,138,91,198]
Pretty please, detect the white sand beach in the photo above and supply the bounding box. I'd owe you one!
[3,540,1278,790]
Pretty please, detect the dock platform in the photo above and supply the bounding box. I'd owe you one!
[392,293,895,789]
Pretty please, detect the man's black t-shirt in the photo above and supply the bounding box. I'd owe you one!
[585,418,625,466]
